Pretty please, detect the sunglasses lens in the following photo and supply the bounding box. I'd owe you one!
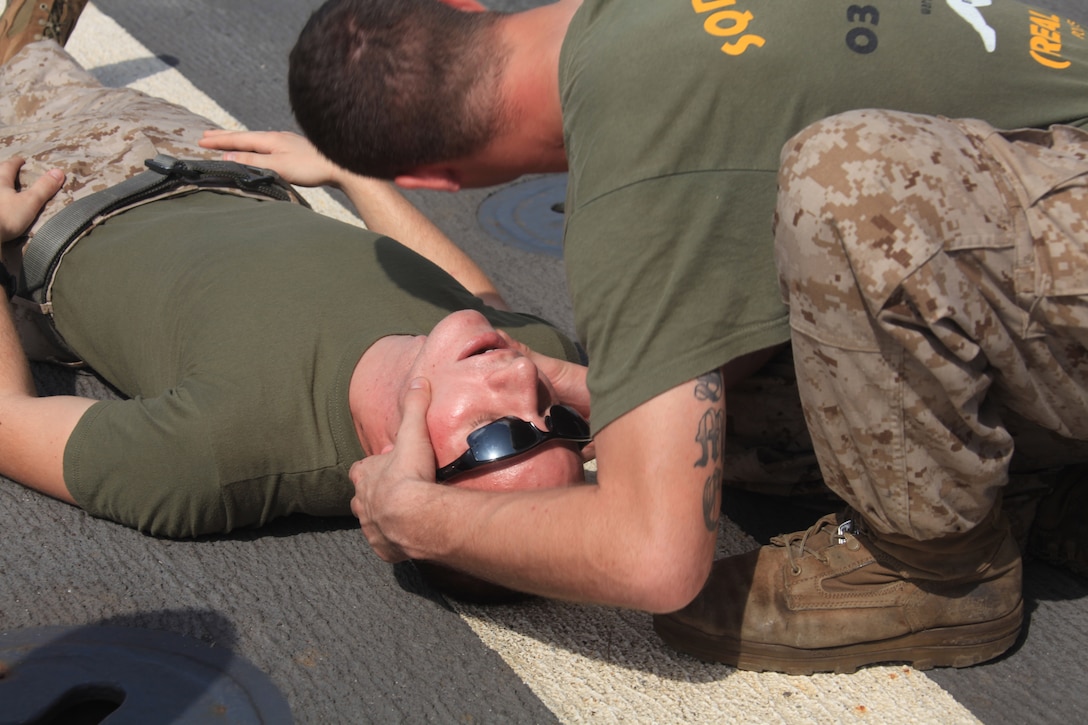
[444,407,591,481]
[467,418,539,463]
[546,405,590,439]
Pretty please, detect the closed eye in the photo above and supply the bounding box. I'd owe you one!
[465,415,495,437]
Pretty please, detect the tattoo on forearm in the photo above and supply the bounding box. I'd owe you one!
[694,372,723,403]
[692,372,724,532]
[703,466,722,530]
[694,408,722,467]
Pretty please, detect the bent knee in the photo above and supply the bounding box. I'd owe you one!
[779,109,956,180]
[775,111,995,315]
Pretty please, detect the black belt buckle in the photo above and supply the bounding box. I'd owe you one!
[145,155,273,185]
[144,154,192,178]
[144,154,289,200]
[236,166,277,191]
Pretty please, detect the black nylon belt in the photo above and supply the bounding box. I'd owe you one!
[19,154,309,304]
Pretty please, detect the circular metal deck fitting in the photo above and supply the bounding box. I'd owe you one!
[477,175,567,258]
[0,625,292,724]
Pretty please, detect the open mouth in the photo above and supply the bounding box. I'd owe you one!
[460,332,507,360]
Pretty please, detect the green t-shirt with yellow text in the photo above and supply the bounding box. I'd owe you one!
[560,0,1088,430]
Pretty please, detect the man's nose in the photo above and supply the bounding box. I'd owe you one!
[488,357,545,419]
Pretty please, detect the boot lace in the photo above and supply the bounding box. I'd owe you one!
[774,516,858,575]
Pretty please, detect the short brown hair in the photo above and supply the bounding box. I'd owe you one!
[289,0,506,179]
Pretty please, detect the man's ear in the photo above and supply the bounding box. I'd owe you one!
[433,0,488,12]
[394,168,462,193]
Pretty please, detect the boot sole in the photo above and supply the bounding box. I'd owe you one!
[654,600,1023,675]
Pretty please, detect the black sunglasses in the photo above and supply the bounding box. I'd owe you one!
[436,404,592,482]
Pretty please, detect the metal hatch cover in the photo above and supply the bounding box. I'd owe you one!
[477,175,567,258]
[0,625,292,724]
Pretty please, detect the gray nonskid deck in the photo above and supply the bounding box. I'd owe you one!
[1,0,1086,722]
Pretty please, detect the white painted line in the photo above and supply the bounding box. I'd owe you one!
[66,3,364,229]
[455,520,981,724]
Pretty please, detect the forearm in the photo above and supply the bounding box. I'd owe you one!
[0,156,64,395]
[0,298,93,503]
[0,298,35,398]
[338,176,507,308]
[199,132,505,305]
[390,478,700,610]
[380,380,723,611]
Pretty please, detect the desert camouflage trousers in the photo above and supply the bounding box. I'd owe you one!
[1,40,221,358]
[776,109,1088,545]
[1,40,221,233]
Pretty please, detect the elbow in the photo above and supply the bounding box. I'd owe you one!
[616,535,713,614]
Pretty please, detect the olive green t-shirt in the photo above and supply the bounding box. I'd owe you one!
[560,0,1088,431]
[56,192,579,538]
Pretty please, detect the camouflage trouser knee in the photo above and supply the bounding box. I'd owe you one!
[775,109,1088,542]
[1,40,222,359]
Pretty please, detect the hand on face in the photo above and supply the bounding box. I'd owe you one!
[348,312,588,562]
[0,158,64,244]
[199,130,346,189]
[409,310,589,487]
[350,376,437,562]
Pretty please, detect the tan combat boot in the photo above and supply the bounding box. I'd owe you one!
[0,0,89,66]
[653,512,1023,675]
